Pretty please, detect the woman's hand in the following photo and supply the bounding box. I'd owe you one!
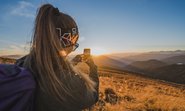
[85,56,96,68]
[71,54,82,65]
[71,54,96,68]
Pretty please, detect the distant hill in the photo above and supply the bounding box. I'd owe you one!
[152,64,185,84]
[124,59,167,74]
[93,55,126,69]
[108,55,134,64]
[161,55,185,64]
[0,55,23,59]
[126,59,166,69]
[124,61,185,84]
[111,50,185,61]
[107,52,140,58]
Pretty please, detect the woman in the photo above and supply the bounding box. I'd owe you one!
[15,4,99,111]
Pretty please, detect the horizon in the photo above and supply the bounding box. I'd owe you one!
[1,49,185,57]
[0,0,185,56]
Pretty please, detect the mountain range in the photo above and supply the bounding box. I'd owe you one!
[93,50,185,84]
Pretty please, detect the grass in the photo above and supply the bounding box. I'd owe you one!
[0,57,15,64]
[89,68,185,111]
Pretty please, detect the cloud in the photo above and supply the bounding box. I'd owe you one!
[0,40,30,56]
[0,39,19,45]
[0,44,29,56]
[10,1,36,18]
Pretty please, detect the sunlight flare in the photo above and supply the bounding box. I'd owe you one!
[91,47,109,56]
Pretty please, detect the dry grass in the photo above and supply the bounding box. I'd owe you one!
[89,68,185,111]
[0,57,15,64]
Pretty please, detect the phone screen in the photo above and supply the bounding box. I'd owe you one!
[83,48,91,55]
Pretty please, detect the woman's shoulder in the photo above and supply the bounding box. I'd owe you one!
[15,55,28,67]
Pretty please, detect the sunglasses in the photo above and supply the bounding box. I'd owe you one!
[60,33,79,51]
[73,42,79,51]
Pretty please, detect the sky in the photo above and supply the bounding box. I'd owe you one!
[0,0,185,56]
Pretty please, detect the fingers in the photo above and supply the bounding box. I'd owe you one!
[72,54,96,67]
[85,56,95,67]
[72,55,82,62]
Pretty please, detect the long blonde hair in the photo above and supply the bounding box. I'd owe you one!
[23,4,96,104]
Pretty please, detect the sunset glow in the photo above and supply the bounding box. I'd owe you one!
[91,47,109,56]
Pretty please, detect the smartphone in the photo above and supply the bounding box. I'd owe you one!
[82,48,91,62]
[84,48,91,56]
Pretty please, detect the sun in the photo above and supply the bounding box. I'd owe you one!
[91,47,108,56]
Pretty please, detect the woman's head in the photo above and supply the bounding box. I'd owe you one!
[33,4,79,56]
[23,3,96,106]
